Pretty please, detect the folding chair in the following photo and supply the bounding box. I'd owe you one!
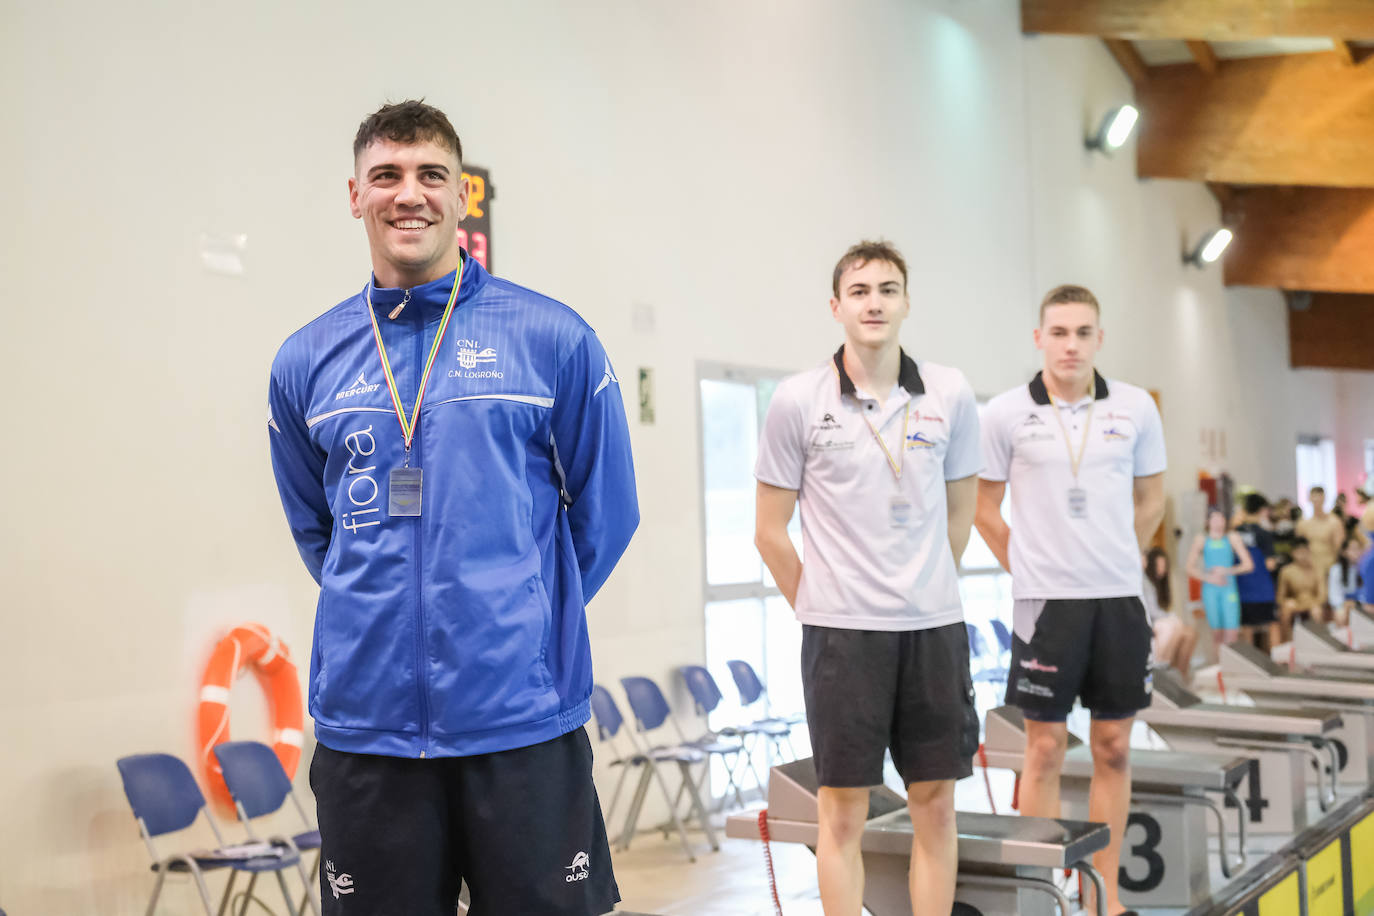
[212,742,322,914]
[589,684,716,861]
[116,753,312,916]
[989,618,1013,661]
[724,659,803,761]
[678,665,768,800]
[966,623,1008,683]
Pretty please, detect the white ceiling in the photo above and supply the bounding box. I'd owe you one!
[1132,37,1372,66]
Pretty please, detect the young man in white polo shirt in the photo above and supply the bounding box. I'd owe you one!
[755,240,982,916]
[975,285,1166,916]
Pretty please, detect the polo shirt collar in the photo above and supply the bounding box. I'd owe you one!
[833,345,924,398]
[1028,369,1109,406]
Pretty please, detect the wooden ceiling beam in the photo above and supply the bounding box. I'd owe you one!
[1288,293,1374,370]
[1022,1,1374,40]
[1103,38,1150,86]
[1136,52,1374,187]
[1222,186,1374,293]
[1186,40,1219,75]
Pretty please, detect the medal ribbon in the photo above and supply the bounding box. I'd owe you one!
[862,407,909,482]
[1047,390,1094,483]
[364,258,465,460]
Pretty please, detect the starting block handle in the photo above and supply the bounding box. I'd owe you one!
[1213,736,1337,811]
[1130,790,1248,879]
[957,872,1074,916]
[1075,861,1109,916]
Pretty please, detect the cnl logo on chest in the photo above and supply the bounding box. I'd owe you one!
[450,339,503,379]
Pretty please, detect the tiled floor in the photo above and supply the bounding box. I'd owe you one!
[610,770,1020,915]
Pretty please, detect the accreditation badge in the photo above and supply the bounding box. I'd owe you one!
[389,467,423,517]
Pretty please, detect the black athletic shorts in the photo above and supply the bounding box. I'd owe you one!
[1005,596,1153,722]
[801,621,978,788]
[310,728,618,916]
[1240,601,1277,626]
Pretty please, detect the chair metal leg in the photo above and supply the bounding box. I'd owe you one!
[236,872,259,916]
[676,761,720,851]
[216,869,239,916]
[605,763,631,825]
[619,767,654,851]
[647,761,697,862]
[143,869,168,916]
[298,850,322,916]
[274,868,299,916]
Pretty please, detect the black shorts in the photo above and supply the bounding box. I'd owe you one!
[801,621,978,788]
[1005,597,1152,722]
[310,728,618,916]
[1240,601,1277,626]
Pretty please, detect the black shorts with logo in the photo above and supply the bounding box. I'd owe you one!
[1005,596,1153,722]
[801,621,978,788]
[310,728,618,916]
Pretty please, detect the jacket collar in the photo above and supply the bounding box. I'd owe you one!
[365,250,488,318]
[1028,369,1109,406]
[832,345,924,398]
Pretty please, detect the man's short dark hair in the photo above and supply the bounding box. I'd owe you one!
[1244,493,1269,515]
[1293,536,1310,550]
[1310,485,1325,495]
[832,240,908,297]
[354,100,462,166]
[1039,285,1101,324]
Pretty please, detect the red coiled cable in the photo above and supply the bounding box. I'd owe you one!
[976,743,998,814]
[758,810,784,916]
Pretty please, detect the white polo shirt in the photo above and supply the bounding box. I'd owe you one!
[755,347,982,631]
[980,371,1167,600]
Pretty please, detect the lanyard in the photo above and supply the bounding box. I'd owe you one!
[861,405,909,482]
[1047,391,1094,482]
[364,259,465,463]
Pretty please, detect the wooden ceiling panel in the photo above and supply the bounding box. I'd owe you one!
[1222,187,1374,293]
[1023,1,1374,41]
[1288,293,1374,370]
[1136,53,1374,187]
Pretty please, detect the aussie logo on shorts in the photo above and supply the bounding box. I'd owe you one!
[565,850,590,882]
[325,860,355,898]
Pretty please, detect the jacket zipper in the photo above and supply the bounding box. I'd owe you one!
[412,299,431,757]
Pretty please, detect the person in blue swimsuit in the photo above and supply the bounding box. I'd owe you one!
[1185,507,1254,662]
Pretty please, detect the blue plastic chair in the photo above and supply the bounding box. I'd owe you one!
[618,677,723,854]
[116,753,312,916]
[213,742,322,913]
[677,665,765,805]
[966,623,1008,684]
[990,618,1013,656]
[590,684,713,861]
[725,659,805,728]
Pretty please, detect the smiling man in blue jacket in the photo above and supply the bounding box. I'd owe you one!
[267,100,638,915]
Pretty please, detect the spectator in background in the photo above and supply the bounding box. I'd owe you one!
[1298,486,1344,617]
[1185,507,1253,662]
[1234,493,1280,650]
[1271,497,1298,572]
[1336,535,1366,625]
[1277,537,1327,641]
[1143,547,1198,677]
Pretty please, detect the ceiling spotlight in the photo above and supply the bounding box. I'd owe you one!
[1184,228,1233,267]
[1086,104,1139,154]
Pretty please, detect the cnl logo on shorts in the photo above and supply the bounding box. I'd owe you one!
[565,850,590,882]
[325,860,355,899]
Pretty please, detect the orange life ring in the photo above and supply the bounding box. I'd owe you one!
[197,623,304,809]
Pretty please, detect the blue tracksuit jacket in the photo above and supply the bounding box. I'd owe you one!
[267,255,638,757]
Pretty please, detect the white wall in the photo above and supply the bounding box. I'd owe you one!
[3,0,1374,910]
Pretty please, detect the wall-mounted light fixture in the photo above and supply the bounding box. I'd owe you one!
[1184,228,1233,267]
[1085,104,1139,154]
